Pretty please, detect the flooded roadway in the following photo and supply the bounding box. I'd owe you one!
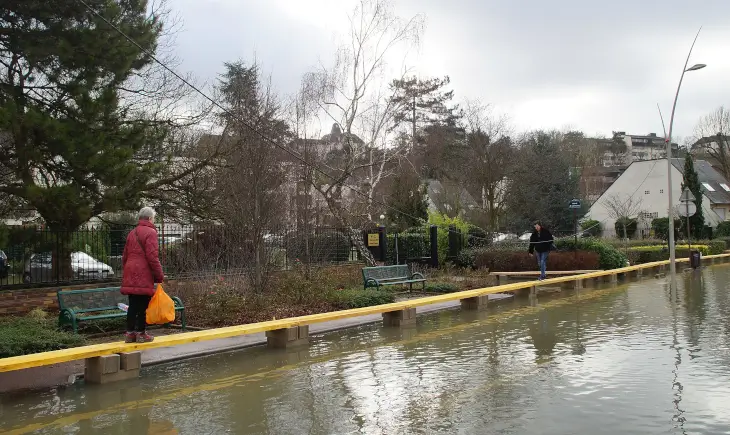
[1,265,730,434]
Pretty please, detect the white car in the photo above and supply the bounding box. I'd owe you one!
[24,252,115,283]
[519,232,532,241]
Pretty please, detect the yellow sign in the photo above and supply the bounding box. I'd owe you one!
[367,233,380,247]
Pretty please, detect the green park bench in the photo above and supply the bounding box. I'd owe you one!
[57,286,186,334]
[362,264,426,292]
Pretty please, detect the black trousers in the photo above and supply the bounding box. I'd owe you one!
[127,294,152,332]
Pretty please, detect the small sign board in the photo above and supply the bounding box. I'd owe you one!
[367,233,380,247]
[568,199,582,209]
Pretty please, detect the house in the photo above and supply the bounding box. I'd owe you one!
[426,179,479,217]
[586,159,730,237]
[691,134,730,179]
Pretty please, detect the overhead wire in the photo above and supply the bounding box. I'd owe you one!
[76,0,601,246]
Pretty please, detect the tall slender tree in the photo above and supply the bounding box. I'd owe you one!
[681,153,705,239]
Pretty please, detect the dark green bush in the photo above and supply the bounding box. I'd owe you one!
[386,233,427,264]
[715,221,730,238]
[709,240,726,255]
[651,218,681,241]
[580,219,602,237]
[466,226,489,248]
[455,248,478,269]
[425,283,459,293]
[555,238,628,269]
[614,218,637,239]
[716,237,730,250]
[0,317,85,358]
[326,289,395,309]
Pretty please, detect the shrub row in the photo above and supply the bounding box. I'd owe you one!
[554,238,628,270]
[0,317,85,358]
[326,289,395,309]
[625,241,724,264]
[456,248,601,272]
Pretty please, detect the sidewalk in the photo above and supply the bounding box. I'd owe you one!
[0,294,513,394]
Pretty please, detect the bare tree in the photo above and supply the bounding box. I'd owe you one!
[602,194,644,239]
[692,106,730,180]
[460,100,513,231]
[213,61,290,293]
[303,0,424,265]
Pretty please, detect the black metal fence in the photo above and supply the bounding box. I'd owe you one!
[0,222,586,289]
[0,224,364,289]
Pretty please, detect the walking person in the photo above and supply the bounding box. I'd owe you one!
[528,221,554,281]
[121,207,165,343]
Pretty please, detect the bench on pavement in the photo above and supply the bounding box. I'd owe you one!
[57,286,186,334]
[362,265,426,292]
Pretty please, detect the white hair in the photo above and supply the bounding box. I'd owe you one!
[138,206,156,221]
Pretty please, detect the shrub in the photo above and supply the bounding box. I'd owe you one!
[326,289,395,309]
[715,237,730,250]
[555,238,628,269]
[386,233,427,264]
[580,219,602,237]
[425,283,460,293]
[708,240,726,255]
[428,212,470,264]
[0,317,85,358]
[455,248,478,269]
[614,217,637,239]
[651,218,681,241]
[715,221,730,238]
[466,226,490,248]
[626,244,715,264]
[459,248,600,272]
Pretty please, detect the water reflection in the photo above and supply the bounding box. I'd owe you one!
[2,266,730,434]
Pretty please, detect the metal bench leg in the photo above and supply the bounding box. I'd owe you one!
[180,309,187,331]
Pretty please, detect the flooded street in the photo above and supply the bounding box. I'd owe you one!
[2,266,730,434]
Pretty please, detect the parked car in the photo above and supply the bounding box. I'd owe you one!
[23,252,114,283]
[0,250,9,279]
[519,232,532,241]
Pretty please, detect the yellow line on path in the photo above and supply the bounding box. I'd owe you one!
[0,255,723,372]
[2,283,631,435]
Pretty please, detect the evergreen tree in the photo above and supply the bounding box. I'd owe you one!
[680,153,705,239]
[385,170,429,232]
[0,1,177,277]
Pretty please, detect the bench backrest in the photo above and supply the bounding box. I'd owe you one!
[362,265,410,281]
[57,287,126,311]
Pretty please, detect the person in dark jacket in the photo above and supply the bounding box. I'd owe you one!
[121,207,165,343]
[528,221,554,281]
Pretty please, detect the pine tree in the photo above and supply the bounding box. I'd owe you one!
[0,1,174,277]
[681,153,705,239]
[385,170,429,232]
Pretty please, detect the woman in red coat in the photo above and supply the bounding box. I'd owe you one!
[121,207,165,343]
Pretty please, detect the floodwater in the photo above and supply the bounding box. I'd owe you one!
[2,266,730,434]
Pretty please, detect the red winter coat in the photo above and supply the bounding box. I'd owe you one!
[120,220,165,296]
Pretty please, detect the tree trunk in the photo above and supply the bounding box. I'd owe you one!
[324,196,377,266]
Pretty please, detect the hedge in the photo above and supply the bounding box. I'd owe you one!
[326,289,395,309]
[554,238,628,270]
[580,219,602,237]
[626,241,724,264]
[715,221,730,238]
[386,233,428,264]
[456,249,600,272]
[614,217,637,239]
[0,317,85,358]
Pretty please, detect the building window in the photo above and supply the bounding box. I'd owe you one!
[660,189,664,194]
[702,182,715,192]
[721,183,730,192]
[639,212,659,220]
[644,190,650,195]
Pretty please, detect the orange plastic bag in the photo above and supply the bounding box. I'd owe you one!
[146,284,176,325]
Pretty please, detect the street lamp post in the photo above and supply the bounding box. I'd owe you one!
[665,28,706,290]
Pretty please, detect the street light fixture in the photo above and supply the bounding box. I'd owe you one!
[666,28,705,291]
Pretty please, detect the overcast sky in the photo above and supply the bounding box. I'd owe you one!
[171,0,730,141]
